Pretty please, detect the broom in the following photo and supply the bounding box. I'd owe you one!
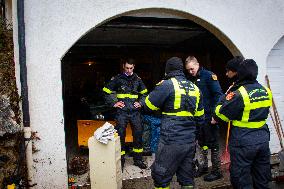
[221,121,231,169]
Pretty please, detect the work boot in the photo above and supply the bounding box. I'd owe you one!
[203,171,223,182]
[200,147,208,168]
[195,148,209,177]
[211,147,221,173]
[194,166,209,177]
[133,159,147,169]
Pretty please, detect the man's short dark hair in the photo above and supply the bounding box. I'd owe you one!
[123,58,135,65]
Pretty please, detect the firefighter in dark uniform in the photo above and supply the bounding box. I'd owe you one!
[213,59,272,189]
[103,58,148,169]
[142,57,205,189]
[185,56,223,181]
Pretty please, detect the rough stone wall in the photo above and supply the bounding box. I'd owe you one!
[0,19,23,187]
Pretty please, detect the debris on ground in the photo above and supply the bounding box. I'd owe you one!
[69,156,89,175]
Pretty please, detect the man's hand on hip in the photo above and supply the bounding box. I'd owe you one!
[114,101,125,108]
[133,101,142,109]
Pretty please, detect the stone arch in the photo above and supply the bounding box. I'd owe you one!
[61,8,242,60]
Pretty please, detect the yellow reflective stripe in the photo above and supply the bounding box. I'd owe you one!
[133,148,143,153]
[121,150,126,155]
[145,96,160,110]
[234,86,272,129]
[103,87,112,94]
[171,78,186,109]
[238,86,272,124]
[238,86,250,122]
[139,89,148,94]
[154,186,170,189]
[215,105,230,122]
[192,85,200,113]
[250,100,272,109]
[202,146,208,150]
[116,94,138,99]
[194,109,204,117]
[233,120,267,128]
[162,111,193,117]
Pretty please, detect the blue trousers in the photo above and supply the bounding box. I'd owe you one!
[151,141,195,187]
[229,142,271,189]
[116,111,143,158]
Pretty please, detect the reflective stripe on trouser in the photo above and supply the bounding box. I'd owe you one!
[116,111,143,160]
[229,142,271,189]
[154,186,170,189]
[151,142,195,187]
[181,186,194,189]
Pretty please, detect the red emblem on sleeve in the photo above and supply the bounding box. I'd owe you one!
[226,92,235,100]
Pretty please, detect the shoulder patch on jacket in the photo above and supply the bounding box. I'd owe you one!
[156,80,164,86]
[212,74,218,81]
[226,92,235,100]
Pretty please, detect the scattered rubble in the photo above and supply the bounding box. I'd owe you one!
[69,156,89,175]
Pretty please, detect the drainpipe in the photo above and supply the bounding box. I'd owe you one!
[17,0,33,187]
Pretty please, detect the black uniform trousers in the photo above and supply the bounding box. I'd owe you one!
[229,142,271,189]
[198,120,219,149]
[151,141,196,187]
[116,110,143,159]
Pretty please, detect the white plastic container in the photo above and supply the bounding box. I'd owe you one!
[88,136,122,189]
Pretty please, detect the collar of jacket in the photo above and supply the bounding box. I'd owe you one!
[196,67,204,78]
[121,72,137,79]
[231,79,258,91]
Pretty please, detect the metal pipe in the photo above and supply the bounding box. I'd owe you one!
[24,127,33,186]
[17,0,33,187]
[17,0,30,128]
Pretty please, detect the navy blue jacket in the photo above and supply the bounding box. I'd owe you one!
[214,81,271,146]
[103,73,147,112]
[188,68,223,121]
[143,71,205,144]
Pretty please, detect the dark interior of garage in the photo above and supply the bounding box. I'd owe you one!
[61,16,233,168]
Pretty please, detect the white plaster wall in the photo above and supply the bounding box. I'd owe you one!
[13,0,284,188]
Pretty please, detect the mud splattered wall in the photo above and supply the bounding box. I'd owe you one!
[0,20,22,187]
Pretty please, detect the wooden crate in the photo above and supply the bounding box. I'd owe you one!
[77,120,133,147]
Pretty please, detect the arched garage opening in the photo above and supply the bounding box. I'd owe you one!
[61,10,239,184]
[266,36,284,154]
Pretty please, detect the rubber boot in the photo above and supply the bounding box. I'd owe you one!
[133,153,147,169]
[195,148,208,177]
[204,148,223,182]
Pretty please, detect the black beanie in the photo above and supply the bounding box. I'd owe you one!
[226,56,244,72]
[238,59,258,81]
[165,57,183,74]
